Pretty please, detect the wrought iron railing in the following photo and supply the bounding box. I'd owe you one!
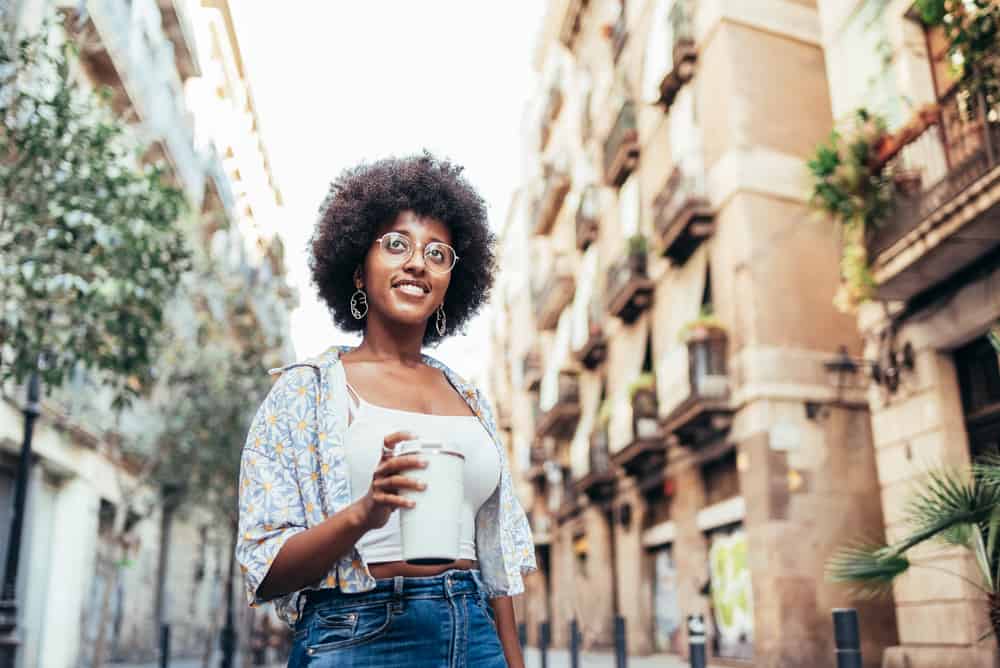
[602,100,639,186]
[589,427,611,474]
[869,87,1000,260]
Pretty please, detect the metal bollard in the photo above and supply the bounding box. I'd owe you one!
[687,614,706,668]
[159,624,170,668]
[518,622,527,649]
[569,619,580,668]
[613,615,627,668]
[833,608,862,668]
[539,621,550,668]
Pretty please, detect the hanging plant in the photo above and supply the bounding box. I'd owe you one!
[626,372,655,402]
[807,109,895,313]
[915,0,999,106]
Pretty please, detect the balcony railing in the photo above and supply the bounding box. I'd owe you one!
[540,86,564,150]
[572,299,607,370]
[610,7,627,63]
[575,187,601,251]
[535,167,572,235]
[603,100,640,187]
[605,242,654,323]
[867,87,1000,301]
[654,165,714,264]
[536,372,582,440]
[611,386,666,478]
[558,0,589,48]
[522,349,542,392]
[659,328,732,446]
[533,256,576,330]
[157,0,200,80]
[656,0,697,108]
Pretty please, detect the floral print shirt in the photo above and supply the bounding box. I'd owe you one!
[236,345,536,626]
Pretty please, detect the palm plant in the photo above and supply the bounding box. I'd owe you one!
[827,458,1000,642]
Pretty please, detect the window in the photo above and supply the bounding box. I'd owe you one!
[955,335,1000,459]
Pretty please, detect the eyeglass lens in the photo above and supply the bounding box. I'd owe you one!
[378,233,456,272]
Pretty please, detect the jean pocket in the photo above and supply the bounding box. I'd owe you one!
[306,602,393,655]
[473,596,498,631]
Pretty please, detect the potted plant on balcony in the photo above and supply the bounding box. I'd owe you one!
[627,233,648,274]
[679,306,725,343]
[915,0,999,106]
[828,459,1000,648]
[627,373,660,439]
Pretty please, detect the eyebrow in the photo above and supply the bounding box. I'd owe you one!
[389,228,450,245]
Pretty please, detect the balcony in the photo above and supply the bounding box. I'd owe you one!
[522,349,542,392]
[533,255,576,330]
[610,7,627,63]
[654,166,714,264]
[605,241,654,323]
[868,88,1000,301]
[611,385,666,478]
[527,441,549,484]
[534,167,572,235]
[557,0,589,49]
[540,86,564,150]
[571,303,607,370]
[603,101,640,187]
[575,187,601,251]
[536,372,582,440]
[656,0,697,108]
[157,0,200,80]
[578,427,616,502]
[70,0,206,203]
[660,328,732,446]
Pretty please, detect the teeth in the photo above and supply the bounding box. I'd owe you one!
[397,284,426,296]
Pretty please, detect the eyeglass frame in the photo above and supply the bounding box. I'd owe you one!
[372,232,460,274]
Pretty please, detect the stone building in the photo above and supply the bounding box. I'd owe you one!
[0,1,294,666]
[814,1,1000,667]
[486,1,900,665]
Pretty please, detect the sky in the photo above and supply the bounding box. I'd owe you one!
[229,2,548,382]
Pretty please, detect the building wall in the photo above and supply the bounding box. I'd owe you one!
[493,1,899,665]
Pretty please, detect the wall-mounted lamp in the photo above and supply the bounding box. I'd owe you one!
[821,341,915,397]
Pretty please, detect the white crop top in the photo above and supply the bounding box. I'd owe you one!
[344,383,501,563]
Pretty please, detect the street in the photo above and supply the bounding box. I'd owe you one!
[523,648,718,668]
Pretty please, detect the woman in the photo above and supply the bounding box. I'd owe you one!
[236,153,536,667]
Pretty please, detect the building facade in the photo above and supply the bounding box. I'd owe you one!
[816,1,1000,667]
[488,1,900,666]
[0,1,294,666]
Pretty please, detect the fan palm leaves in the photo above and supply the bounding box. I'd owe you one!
[828,459,1000,639]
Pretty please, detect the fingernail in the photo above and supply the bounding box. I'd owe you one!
[419,482,428,490]
[407,500,416,507]
[418,458,428,466]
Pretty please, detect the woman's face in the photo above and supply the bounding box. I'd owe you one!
[359,210,453,330]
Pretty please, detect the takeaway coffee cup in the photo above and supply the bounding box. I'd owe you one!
[396,439,465,565]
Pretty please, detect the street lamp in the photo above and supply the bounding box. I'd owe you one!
[0,370,41,668]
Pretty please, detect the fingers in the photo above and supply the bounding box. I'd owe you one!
[374,474,426,493]
[371,491,415,509]
[382,431,416,450]
[375,454,428,477]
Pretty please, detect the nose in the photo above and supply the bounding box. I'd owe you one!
[401,245,427,274]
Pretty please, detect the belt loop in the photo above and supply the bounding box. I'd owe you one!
[391,576,404,614]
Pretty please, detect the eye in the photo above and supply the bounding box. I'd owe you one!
[426,245,445,263]
[384,234,409,253]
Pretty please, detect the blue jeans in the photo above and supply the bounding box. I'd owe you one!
[288,569,508,667]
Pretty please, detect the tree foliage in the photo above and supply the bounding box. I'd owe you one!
[0,24,190,408]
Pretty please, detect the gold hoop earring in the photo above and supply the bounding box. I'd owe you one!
[350,289,368,320]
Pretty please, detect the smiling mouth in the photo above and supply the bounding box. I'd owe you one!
[392,280,430,296]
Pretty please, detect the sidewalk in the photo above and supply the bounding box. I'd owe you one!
[523,647,720,667]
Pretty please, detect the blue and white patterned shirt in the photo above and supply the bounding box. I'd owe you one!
[236,345,536,626]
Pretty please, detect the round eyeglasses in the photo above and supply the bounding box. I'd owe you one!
[374,232,459,274]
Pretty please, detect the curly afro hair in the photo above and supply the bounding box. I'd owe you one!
[309,152,497,346]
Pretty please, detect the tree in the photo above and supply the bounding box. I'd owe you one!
[0,23,191,408]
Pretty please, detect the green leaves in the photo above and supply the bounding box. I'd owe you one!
[827,541,910,597]
[0,24,190,407]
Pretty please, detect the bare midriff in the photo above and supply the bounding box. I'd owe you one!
[368,559,477,580]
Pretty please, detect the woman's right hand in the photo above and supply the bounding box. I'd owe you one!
[355,431,428,532]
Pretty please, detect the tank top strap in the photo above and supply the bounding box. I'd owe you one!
[344,382,365,425]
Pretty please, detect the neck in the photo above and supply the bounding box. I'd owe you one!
[353,315,426,364]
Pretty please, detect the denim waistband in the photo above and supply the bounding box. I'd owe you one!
[303,569,485,612]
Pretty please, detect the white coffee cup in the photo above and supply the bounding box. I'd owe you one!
[396,439,465,564]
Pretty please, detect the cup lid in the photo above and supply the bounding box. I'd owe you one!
[395,439,464,460]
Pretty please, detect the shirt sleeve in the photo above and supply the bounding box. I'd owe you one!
[235,372,309,606]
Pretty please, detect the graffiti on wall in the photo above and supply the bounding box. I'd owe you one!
[708,528,753,659]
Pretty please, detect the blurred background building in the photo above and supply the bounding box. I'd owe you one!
[486,1,998,667]
[0,0,295,666]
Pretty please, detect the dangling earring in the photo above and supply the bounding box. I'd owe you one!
[436,304,446,336]
[350,289,368,320]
